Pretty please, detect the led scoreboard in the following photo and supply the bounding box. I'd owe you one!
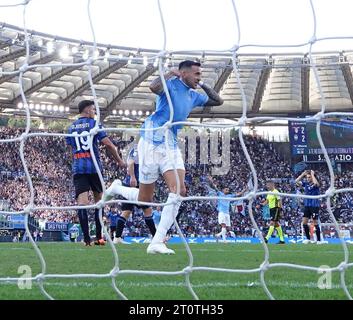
[288,119,353,163]
[289,121,307,155]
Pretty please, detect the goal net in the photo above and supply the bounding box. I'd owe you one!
[0,0,352,300]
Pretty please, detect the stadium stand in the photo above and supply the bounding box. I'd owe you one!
[1,126,352,240]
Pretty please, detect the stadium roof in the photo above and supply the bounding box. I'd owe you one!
[1,23,353,126]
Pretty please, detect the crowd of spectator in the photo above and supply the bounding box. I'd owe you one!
[1,126,353,239]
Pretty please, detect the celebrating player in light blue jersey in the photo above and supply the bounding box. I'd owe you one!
[207,176,246,242]
[140,60,223,254]
[104,60,223,254]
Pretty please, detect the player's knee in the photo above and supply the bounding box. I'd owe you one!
[121,211,131,219]
[138,193,153,203]
[77,199,89,206]
[180,186,187,197]
[168,185,177,194]
[169,185,186,196]
[140,205,150,211]
[77,194,89,206]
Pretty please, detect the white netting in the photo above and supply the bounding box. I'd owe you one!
[0,0,352,300]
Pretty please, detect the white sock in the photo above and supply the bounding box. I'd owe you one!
[221,227,227,241]
[151,193,181,244]
[110,184,139,201]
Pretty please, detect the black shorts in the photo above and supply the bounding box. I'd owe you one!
[304,207,319,220]
[110,226,116,232]
[270,207,281,222]
[121,202,149,212]
[73,174,103,199]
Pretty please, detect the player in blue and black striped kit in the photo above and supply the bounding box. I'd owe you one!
[66,100,125,246]
[296,170,322,244]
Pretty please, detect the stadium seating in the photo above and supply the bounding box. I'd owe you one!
[1,126,352,239]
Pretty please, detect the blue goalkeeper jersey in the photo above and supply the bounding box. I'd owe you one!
[140,77,208,148]
[66,117,107,175]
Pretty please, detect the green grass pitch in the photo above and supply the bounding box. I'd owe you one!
[0,242,352,300]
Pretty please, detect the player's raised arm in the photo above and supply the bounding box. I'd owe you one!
[149,69,180,95]
[310,170,320,186]
[101,137,126,168]
[199,81,224,107]
[206,175,219,191]
[295,170,307,185]
[236,186,248,197]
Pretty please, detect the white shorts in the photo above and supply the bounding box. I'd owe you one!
[218,212,231,227]
[138,138,185,184]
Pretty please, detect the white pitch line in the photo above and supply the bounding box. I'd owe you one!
[190,248,346,254]
[1,280,352,290]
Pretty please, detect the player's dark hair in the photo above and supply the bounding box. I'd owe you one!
[78,100,94,114]
[178,60,201,70]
